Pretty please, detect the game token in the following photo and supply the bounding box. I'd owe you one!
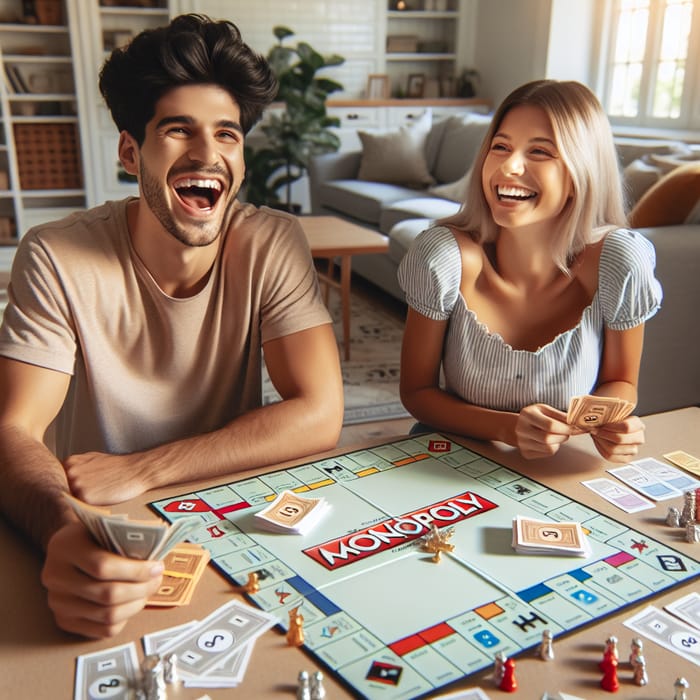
[685,522,700,543]
[600,654,619,692]
[244,571,260,593]
[631,654,648,686]
[311,670,326,700]
[493,651,506,684]
[163,653,178,685]
[297,670,311,700]
[680,489,696,526]
[666,506,681,527]
[499,657,517,692]
[674,677,689,700]
[539,629,554,661]
[628,637,643,665]
[287,605,305,646]
[421,523,455,562]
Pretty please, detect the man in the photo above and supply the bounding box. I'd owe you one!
[0,14,343,638]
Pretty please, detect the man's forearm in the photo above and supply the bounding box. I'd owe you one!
[0,425,72,551]
[66,393,343,506]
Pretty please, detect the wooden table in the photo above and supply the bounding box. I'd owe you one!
[299,215,389,360]
[2,407,699,699]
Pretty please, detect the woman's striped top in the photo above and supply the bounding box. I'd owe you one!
[397,226,662,412]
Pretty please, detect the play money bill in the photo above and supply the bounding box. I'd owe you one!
[74,642,140,700]
[158,599,277,677]
[665,592,700,632]
[623,605,700,666]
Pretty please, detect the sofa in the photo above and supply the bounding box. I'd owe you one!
[308,113,700,416]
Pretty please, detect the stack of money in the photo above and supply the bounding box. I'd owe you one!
[512,515,591,557]
[254,490,330,535]
[65,493,201,561]
[148,543,211,607]
[567,394,634,429]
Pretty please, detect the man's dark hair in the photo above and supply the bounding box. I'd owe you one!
[99,14,277,143]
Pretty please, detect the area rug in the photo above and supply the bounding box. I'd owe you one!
[262,291,410,424]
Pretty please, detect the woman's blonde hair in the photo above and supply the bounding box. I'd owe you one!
[440,80,627,271]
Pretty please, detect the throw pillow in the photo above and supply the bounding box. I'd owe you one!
[628,161,700,228]
[357,110,435,188]
[429,166,473,203]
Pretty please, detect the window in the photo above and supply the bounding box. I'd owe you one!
[604,0,699,130]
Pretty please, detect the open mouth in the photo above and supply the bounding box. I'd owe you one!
[497,185,537,201]
[173,177,224,211]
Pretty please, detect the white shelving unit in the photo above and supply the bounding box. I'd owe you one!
[384,0,464,98]
[0,0,87,268]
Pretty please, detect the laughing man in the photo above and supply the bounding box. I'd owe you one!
[0,14,343,638]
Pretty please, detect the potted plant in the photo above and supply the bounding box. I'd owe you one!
[244,27,345,211]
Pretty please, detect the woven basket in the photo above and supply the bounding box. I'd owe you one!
[13,123,83,190]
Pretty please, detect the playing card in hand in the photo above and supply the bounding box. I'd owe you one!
[65,493,201,560]
[566,394,634,430]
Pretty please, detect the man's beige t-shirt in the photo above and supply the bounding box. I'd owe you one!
[0,198,332,459]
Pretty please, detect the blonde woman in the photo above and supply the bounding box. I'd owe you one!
[398,80,661,462]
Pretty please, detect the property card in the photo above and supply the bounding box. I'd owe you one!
[664,450,700,476]
[623,605,700,666]
[607,464,682,501]
[581,477,655,512]
[665,592,700,632]
[74,642,140,700]
[631,457,700,491]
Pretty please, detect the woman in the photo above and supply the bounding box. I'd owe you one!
[398,80,662,462]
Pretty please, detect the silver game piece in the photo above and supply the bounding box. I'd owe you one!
[686,522,700,543]
[629,637,643,665]
[311,670,326,700]
[163,653,178,684]
[493,650,506,684]
[674,677,689,700]
[297,670,311,700]
[680,490,696,526]
[538,629,554,661]
[631,654,648,686]
[666,506,681,527]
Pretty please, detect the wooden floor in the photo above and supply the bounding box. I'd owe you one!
[332,272,415,448]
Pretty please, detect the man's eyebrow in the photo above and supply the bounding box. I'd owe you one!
[155,115,244,134]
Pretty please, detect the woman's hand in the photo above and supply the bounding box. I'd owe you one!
[590,415,646,463]
[515,404,581,459]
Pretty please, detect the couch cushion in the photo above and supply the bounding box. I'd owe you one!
[629,162,700,228]
[379,197,460,235]
[614,138,691,167]
[317,180,424,225]
[388,218,433,265]
[432,113,491,185]
[429,166,473,203]
[357,110,435,188]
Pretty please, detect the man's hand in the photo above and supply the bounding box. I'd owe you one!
[41,522,164,639]
[64,452,149,506]
[515,404,581,459]
[590,415,646,463]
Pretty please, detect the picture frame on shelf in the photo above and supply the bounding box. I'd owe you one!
[366,74,389,100]
[406,73,425,98]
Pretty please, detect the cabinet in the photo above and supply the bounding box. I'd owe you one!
[384,0,464,98]
[0,0,87,267]
[74,0,171,206]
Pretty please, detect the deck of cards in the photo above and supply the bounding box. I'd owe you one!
[566,394,634,429]
[254,490,330,535]
[512,515,592,557]
[65,493,201,561]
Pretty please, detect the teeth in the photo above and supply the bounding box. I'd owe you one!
[174,178,222,191]
[497,185,535,199]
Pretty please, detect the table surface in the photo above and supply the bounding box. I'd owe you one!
[298,215,389,257]
[2,407,699,699]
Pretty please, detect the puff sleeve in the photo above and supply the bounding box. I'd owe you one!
[397,226,462,321]
[598,228,663,330]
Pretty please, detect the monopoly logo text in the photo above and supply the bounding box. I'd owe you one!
[303,491,497,570]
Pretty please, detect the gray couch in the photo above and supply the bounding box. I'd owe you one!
[308,116,700,416]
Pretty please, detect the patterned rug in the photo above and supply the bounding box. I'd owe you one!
[262,291,410,424]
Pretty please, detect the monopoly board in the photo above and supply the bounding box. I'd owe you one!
[150,434,700,699]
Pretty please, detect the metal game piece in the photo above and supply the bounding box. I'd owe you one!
[163,653,177,685]
[666,506,681,527]
[538,629,554,661]
[631,654,648,686]
[421,523,455,562]
[287,605,305,646]
[297,670,311,700]
[686,522,700,543]
[629,637,643,665]
[674,677,689,700]
[493,651,506,685]
[680,489,696,526]
[311,670,326,700]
